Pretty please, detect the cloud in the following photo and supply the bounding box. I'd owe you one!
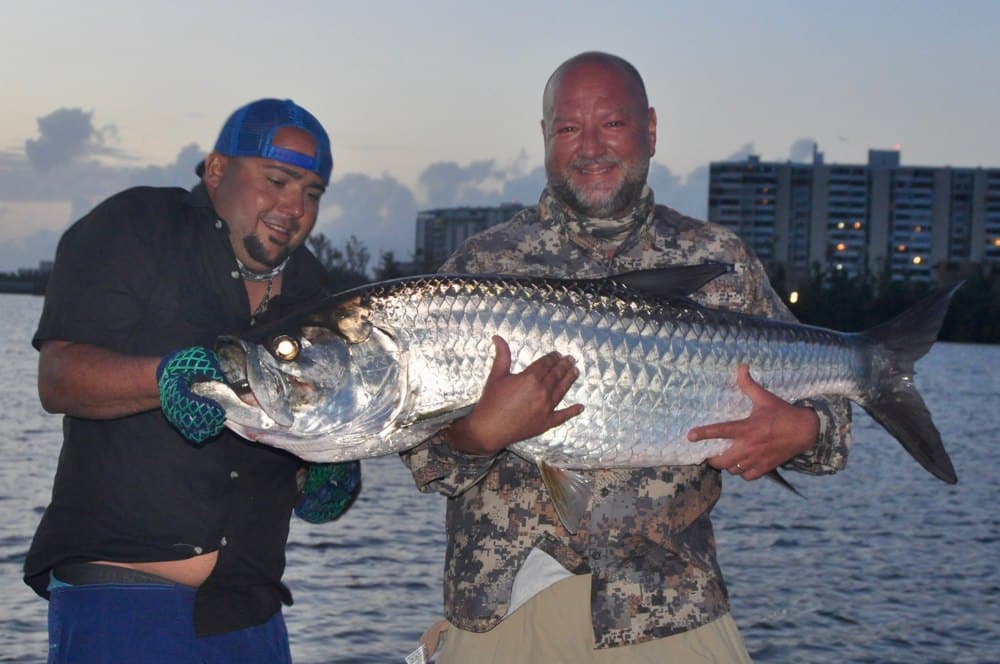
[126,143,203,189]
[418,160,497,206]
[24,108,130,171]
[316,172,419,261]
[414,154,545,209]
[788,138,818,162]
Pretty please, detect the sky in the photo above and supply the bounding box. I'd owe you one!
[1,1,998,272]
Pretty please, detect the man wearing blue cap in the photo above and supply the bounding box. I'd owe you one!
[24,99,358,662]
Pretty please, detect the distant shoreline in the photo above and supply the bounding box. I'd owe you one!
[0,279,46,295]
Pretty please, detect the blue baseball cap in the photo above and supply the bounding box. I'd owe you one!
[196,98,333,184]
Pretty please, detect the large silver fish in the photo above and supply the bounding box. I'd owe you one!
[193,264,958,531]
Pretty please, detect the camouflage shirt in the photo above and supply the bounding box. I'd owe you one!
[401,187,852,648]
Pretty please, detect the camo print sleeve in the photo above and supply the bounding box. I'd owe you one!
[400,432,498,496]
[726,237,853,474]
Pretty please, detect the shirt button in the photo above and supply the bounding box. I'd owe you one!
[193,546,203,554]
[220,537,228,547]
[230,471,239,479]
[230,270,239,279]
[215,219,223,230]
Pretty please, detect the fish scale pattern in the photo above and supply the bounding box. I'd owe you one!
[360,275,867,469]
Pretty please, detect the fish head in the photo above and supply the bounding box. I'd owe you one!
[191,294,406,460]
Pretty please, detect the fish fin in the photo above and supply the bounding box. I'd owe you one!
[539,462,593,535]
[861,282,963,484]
[765,469,803,497]
[610,263,733,299]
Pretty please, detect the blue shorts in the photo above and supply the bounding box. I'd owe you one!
[47,568,292,664]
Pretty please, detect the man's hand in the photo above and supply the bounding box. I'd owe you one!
[295,461,362,524]
[688,364,819,480]
[443,335,584,455]
[157,346,227,444]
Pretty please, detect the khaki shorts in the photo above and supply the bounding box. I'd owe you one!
[435,573,752,663]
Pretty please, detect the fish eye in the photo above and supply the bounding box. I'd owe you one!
[272,335,300,361]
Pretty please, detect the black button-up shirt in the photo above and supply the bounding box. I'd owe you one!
[25,183,328,635]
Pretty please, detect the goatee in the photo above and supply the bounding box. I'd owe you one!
[243,235,290,269]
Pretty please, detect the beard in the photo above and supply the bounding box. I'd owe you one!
[243,235,292,269]
[548,157,649,218]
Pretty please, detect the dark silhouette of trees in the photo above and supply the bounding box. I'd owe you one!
[307,233,371,292]
[781,263,997,343]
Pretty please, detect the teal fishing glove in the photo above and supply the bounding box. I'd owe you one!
[157,346,227,444]
[295,461,362,524]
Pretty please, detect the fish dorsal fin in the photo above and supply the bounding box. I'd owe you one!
[610,263,733,299]
[539,461,593,535]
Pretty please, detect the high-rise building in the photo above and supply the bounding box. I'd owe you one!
[414,203,524,272]
[708,147,999,285]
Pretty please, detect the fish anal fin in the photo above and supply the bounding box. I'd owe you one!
[765,469,803,497]
[539,462,593,535]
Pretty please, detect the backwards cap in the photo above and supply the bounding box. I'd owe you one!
[197,98,333,184]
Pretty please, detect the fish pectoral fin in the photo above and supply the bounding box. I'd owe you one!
[539,462,593,535]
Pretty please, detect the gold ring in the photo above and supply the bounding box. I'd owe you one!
[735,462,745,474]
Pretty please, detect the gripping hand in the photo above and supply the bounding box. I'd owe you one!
[157,346,226,444]
[295,461,362,523]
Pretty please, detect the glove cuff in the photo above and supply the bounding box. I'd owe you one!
[157,346,224,385]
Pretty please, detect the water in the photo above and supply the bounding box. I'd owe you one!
[0,293,996,663]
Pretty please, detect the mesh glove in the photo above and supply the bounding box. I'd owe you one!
[156,346,226,444]
[295,461,362,523]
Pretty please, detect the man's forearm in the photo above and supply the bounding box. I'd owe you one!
[38,341,160,419]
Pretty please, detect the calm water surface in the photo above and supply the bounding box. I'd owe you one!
[0,293,996,663]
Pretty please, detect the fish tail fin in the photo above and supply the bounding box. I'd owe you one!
[539,462,593,534]
[861,282,962,484]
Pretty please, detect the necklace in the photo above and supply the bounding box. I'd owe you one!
[236,256,289,282]
[236,256,289,325]
[250,277,273,325]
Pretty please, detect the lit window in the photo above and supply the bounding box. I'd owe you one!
[897,244,907,252]
[913,256,922,265]
[836,243,846,251]
[853,221,862,230]
[837,222,845,229]
[789,291,799,304]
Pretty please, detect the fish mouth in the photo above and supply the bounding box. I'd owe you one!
[214,336,296,428]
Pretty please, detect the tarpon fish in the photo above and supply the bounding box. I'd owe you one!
[193,264,959,531]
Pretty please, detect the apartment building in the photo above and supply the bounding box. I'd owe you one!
[414,203,524,272]
[708,147,999,284]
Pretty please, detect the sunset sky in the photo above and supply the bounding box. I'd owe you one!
[2,0,997,271]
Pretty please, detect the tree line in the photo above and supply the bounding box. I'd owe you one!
[773,264,998,344]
